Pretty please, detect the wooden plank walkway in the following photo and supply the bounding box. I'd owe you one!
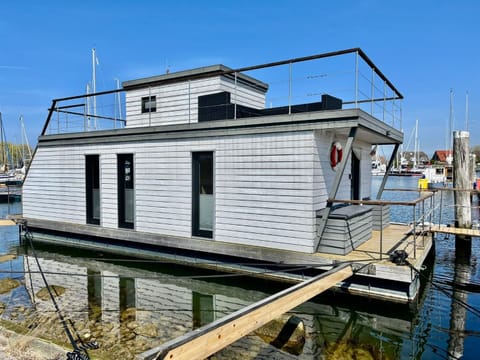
[0,254,16,263]
[139,264,353,360]
[430,224,480,237]
[0,219,17,226]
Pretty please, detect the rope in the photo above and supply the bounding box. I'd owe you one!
[20,220,99,360]
[405,259,480,319]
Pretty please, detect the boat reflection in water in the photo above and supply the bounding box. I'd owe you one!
[2,241,425,360]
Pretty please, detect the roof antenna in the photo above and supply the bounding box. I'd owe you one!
[166,59,170,74]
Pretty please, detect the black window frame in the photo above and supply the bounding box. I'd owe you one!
[141,96,156,113]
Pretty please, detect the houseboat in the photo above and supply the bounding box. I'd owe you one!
[21,48,433,303]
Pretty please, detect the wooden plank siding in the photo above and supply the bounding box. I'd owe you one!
[23,131,313,252]
[313,131,372,208]
[23,126,372,254]
[125,76,266,128]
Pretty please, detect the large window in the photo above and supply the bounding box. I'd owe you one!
[192,152,214,238]
[86,155,100,225]
[118,154,134,229]
[141,96,156,113]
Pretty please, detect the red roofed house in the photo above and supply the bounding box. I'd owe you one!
[431,150,453,164]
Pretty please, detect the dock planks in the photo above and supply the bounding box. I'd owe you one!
[0,219,16,226]
[139,264,353,360]
[430,225,480,237]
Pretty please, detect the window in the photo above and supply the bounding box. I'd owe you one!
[86,155,100,225]
[118,154,134,229]
[192,292,215,328]
[87,270,102,321]
[192,152,214,238]
[120,277,136,313]
[141,96,156,113]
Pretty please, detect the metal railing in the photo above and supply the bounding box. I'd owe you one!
[328,189,436,260]
[42,48,403,136]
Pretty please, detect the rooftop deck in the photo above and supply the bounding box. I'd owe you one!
[40,48,403,137]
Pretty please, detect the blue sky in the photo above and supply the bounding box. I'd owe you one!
[0,0,478,155]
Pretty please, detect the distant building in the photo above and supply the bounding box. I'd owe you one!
[401,151,429,166]
[431,150,453,164]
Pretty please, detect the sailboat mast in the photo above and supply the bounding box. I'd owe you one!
[449,89,454,158]
[20,115,32,161]
[415,119,419,168]
[86,83,91,131]
[0,112,4,169]
[92,48,97,119]
[465,91,469,131]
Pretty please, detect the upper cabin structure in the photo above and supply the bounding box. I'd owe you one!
[22,49,410,298]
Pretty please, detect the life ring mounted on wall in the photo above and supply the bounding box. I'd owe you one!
[330,141,343,170]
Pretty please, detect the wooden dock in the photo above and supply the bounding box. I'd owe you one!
[138,264,353,360]
[0,219,16,226]
[430,224,480,237]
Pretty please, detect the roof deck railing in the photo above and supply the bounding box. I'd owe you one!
[42,48,403,136]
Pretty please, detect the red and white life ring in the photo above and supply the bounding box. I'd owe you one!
[330,141,343,170]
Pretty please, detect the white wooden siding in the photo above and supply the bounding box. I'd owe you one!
[357,141,373,199]
[23,131,333,253]
[23,146,87,224]
[313,131,371,208]
[125,76,266,128]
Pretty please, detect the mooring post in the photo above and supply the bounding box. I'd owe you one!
[453,131,472,231]
[448,236,471,359]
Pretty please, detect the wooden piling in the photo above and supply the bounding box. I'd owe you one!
[453,131,471,229]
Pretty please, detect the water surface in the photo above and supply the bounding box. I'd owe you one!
[0,178,478,359]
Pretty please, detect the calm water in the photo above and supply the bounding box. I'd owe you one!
[0,178,479,359]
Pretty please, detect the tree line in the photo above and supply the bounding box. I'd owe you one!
[0,142,33,169]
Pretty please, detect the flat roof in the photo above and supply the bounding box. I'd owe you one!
[122,64,269,92]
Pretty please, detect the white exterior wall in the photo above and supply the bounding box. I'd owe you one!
[357,140,373,200]
[23,145,89,224]
[125,76,266,128]
[313,131,372,207]
[23,131,319,253]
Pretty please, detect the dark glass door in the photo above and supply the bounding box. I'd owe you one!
[118,154,134,229]
[192,152,214,238]
[351,152,361,200]
[86,155,100,225]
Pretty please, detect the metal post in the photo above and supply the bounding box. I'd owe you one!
[383,81,386,122]
[399,101,403,133]
[148,86,152,127]
[430,193,434,231]
[413,205,417,259]
[288,63,292,114]
[355,51,359,108]
[422,196,425,247]
[376,143,399,200]
[234,72,238,119]
[371,68,375,115]
[439,190,444,226]
[380,205,383,260]
[7,184,10,215]
[188,80,191,123]
[392,92,395,126]
[84,103,87,131]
